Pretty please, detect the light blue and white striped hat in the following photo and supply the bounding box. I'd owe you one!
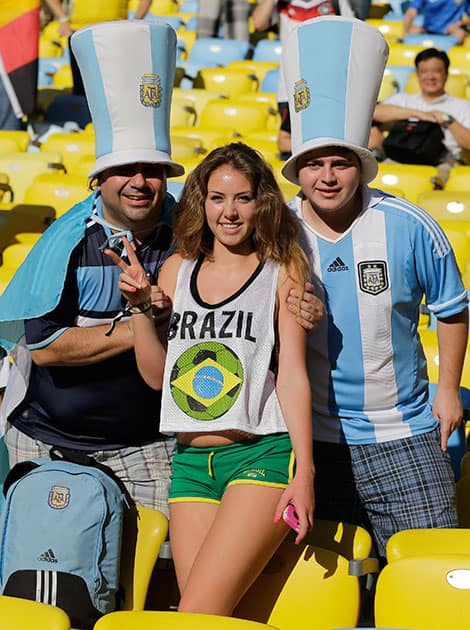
[70,20,184,178]
[281,16,389,185]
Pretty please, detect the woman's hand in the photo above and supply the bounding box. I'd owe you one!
[273,470,314,544]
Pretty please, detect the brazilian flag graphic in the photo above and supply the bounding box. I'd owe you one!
[170,342,244,420]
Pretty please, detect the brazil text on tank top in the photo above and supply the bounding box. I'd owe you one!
[160,257,289,435]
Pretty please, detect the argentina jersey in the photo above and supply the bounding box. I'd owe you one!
[290,187,468,445]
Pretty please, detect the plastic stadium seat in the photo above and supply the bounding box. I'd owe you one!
[170,135,204,160]
[186,37,251,68]
[405,71,468,98]
[199,100,275,136]
[234,542,362,630]
[374,555,470,630]
[170,127,229,153]
[228,60,279,86]
[370,163,440,204]
[444,165,470,192]
[24,173,89,217]
[0,595,71,630]
[40,132,96,173]
[260,68,280,93]
[402,33,459,51]
[194,67,259,97]
[378,73,399,101]
[417,190,470,222]
[119,505,169,611]
[383,64,415,91]
[0,174,13,203]
[253,39,282,63]
[0,130,30,152]
[387,43,426,66]
[0,203,55,248]
[172,88,226,118]
[1,242,35,270]
[366,19,403,43]
[386,529,470,563]
[170,97,198,127]
[129,0,176,13]
[0,152,65,203]
[51,63,73,89]
[95,611,279,630]
[448,47,470,73]
[67,154,96,179]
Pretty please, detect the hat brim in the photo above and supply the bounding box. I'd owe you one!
[88,149,185,179]
[281,138,378,185]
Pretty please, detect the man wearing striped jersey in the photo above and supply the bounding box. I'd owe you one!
[282,16,468,560]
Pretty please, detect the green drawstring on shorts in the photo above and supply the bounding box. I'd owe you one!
[207,451,215,478]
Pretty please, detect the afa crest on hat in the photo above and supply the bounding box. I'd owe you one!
[71,20,184,178]
[281,16,389,185]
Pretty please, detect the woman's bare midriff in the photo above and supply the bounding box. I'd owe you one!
[177,430,258,447]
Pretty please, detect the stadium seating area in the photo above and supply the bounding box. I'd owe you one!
[1,1,470,629]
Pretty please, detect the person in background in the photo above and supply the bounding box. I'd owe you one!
[371,48,470,182]
[197,0,251,41]
[403,0,470,45]
[43,0,152,94]
[283,16,468,563]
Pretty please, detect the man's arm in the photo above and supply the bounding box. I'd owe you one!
[432,113,470,152]
[403,6,418,35]
[373,102,438,124]
[252,0,277,32]
[134,0,153,19]
[433,308,469,451]
[30,321,134,367]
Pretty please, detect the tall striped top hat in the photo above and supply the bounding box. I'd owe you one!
[281,16,389,185]
[70,20,184,178]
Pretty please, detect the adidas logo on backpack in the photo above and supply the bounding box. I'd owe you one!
[38,549,58,564]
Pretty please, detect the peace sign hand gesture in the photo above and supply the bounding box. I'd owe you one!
[104,236,151,306]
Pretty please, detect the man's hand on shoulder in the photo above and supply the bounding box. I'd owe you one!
[287,282,324,332]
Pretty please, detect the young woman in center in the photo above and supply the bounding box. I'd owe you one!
[106,142,314,615]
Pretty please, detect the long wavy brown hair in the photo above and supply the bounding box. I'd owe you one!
[174,142,310,287]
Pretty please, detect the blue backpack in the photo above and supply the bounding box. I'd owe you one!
[0,449,132,629]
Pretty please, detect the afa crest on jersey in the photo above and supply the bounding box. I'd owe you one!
[358,261,389,295]
[140,73,162,108]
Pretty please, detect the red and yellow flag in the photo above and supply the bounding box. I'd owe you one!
[0,0,40,116]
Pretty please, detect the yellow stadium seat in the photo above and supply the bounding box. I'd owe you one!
[439,220,470,275]
[387,43,426,66]
[120,505,169,611]
[370,163,440,204]
[0,173,13,203]
[0,595,71,630]
[194,67,259,98]
[405,71,469,97]
[170,97,198,127]
[0,152,65,203]
[235,542,362,630]
[366,19,403,43]
[378,72,399,101]
[228,60,280,85]
[243,137,279,164]
[40,132,96,173]
[371,183,407,198]
[12,232,42,245]
[67,154,96,180]
[175,29,197,59]
[1,242,34,270]
[269,158,301,202]
[51,63,73,89]
[24,173,89,217]
[170,156,204,183]
[448,47,470,73]
[417,190,470,222]
[0,130,30,152]
[95,611,279,630]
[374,555,470,630]
[386,528,470,562]
[199,100,276,136]
[170,127,230,153]
[445,165,470,192]
[39,35,64,58]
[171,135,205,160]
[172,88,226,118]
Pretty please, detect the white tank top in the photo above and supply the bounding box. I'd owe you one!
[160,257,288,435]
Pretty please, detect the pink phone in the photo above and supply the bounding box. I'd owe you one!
[283,504,300,532]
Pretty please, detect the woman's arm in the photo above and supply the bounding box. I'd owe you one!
[274,263,314,542]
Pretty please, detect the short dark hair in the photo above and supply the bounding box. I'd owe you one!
[414,47,450,72]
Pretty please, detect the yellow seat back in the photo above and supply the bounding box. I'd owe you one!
[417,190,470,222]
[375,555,470,630]
[370,163,440,204]
[0,595,71,630]
[386,528,470,563]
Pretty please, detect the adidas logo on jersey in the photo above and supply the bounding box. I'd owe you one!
[327,257,349,272]
[38,548,58,563]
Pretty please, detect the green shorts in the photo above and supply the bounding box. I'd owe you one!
[169,433,295,504]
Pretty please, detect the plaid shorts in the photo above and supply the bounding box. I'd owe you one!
[197,0,250,40]
[314,428,458,559]
[4,422,176,517]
